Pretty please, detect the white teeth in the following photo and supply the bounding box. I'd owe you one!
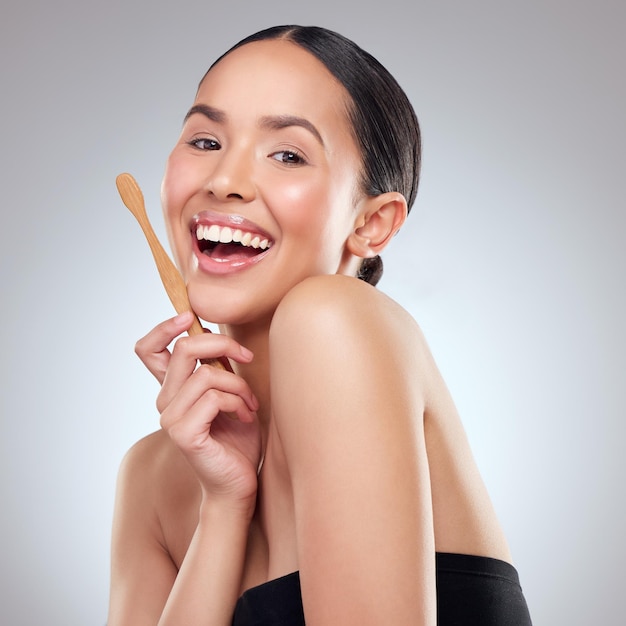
[207,224,221,242]
[219,227,233,243]
[196,224,271,249]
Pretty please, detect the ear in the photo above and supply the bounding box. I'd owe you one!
[346,191,408,258]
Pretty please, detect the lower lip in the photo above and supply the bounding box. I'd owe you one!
[192,239,272,275]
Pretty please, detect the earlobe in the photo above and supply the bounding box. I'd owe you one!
[347,192,408,258]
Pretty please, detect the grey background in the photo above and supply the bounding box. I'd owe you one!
[1,0,624,624]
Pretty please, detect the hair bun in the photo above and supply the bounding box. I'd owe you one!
[357,255,383,286]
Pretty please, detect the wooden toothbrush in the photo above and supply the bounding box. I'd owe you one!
[115,172,228,372]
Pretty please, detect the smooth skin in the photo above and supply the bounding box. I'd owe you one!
[108,39,511,626]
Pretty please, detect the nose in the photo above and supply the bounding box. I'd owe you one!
[204,146,256,203]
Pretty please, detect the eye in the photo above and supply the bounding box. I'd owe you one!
[270,149,306,166]
[188,137,221,151]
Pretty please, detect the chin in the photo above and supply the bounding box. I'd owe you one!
[186,279,274,328]
[187,281,233,325]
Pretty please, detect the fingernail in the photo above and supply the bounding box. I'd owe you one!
[240,345,254,360]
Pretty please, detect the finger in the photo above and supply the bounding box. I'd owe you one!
[158,362,258,416]
[200,327,233,373]
[161,386,258,444]
[135,311,195,384]
[171,331,255,367]
[156,333,255,405]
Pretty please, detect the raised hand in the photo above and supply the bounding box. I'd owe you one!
[135,311,262,509]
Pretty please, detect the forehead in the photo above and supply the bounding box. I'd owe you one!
[195,40,353,138]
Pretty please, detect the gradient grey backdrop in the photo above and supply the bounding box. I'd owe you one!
[1,0,624,624]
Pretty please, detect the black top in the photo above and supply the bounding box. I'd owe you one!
[232,552,533,625]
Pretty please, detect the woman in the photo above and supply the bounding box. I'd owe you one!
[108,25,532,625]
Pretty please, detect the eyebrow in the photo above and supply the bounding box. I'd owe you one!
[259,114,325,147]
[183,105,325,148]
[183,104,225,125]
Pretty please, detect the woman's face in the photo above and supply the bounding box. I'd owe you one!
[161,39,365,325]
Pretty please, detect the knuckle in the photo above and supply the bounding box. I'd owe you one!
[159,409,172,431]
[156,392,168,415]
[134,337,147,358]
[196,363,216,381]
[171,336,193,358]
[201,387,224,411]
[164,421,184,447]
[205,387,221,402]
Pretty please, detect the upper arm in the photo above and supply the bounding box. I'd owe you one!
[108,433,178,626]
[270,276,436,625]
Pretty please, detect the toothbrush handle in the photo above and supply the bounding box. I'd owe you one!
[116,172,228,371]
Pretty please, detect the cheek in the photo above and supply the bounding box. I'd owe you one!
[265,173,334,235]
[160,153,195,267]
[161,153,190,218]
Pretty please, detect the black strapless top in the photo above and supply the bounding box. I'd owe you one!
[232,552,532,625]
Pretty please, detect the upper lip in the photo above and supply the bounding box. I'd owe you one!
[191,210,274,250]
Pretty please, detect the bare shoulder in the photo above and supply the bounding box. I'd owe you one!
[272,274,413,321]
[268,276,437,621]
[270,274,427,363]
[116,429,198,525]
[269,274,433,450]
[115,430,169,533]
[118,429,171,488]
[110,433,200,623]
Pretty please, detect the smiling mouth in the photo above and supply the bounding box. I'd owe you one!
[195,224,272,261]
